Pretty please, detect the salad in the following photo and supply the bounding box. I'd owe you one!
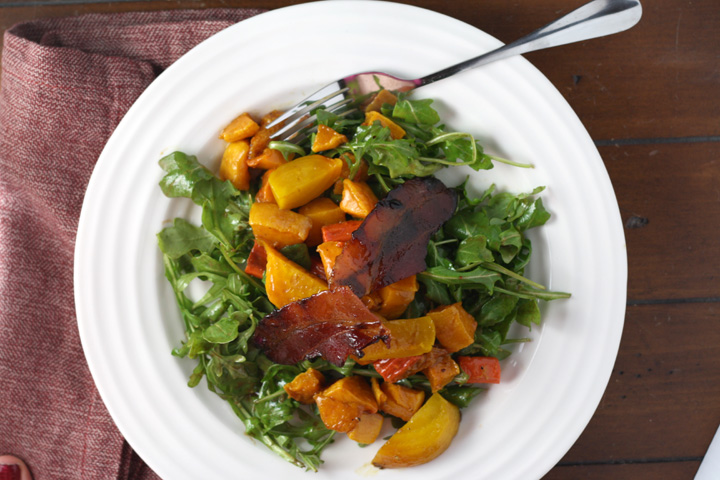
[156,90,569,471]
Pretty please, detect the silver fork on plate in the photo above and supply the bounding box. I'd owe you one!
[266,0,641,144]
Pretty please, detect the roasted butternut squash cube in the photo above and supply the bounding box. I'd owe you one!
[255,169,276,204]
[312,124,348,152]
[322,376,378,414]
[249,202,311,248]
[362,111,405,139]
[262,241,328,308]
[261,109,284,127]
[423,352,460,392]
[268,155,343,209]
[377,380,425,421]
[299,197,347,246]
[347,413,384,444]
[218,140,251,190]
[247,148,287,170]
[356,316,435,364]
[376,275,419,319]
[315,394,362,433]
[365,89,399,113]
[372,393,460,468]
[339,179,378,219]
[284,368,325,404]
[427,303,478,353]
[316,241,344,280]
[220,112,259,142]
[248,127,272,159]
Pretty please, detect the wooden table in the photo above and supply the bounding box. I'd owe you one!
[2,1,718,478]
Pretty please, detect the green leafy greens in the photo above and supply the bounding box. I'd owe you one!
[156,93,569,471]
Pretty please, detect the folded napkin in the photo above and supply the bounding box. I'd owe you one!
[0,8,264,479]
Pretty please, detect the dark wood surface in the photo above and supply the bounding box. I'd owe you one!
[2,1,718,478]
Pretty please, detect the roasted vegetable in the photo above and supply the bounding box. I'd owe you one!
[312,124,348,152]
[220,112,259,142]
[321,220,362,243]
[372,393,460,468]
[457,356,502,384]
[263,241,327,308]
[268,155,343,209]
[356,316,435,363]
[249,202,311,248]
[298,197,347,246]
[363,110,406,139]
[371,378,425,422]
[427,303,478,353]
[375,275,418,319]
[284,367,325,404]
[218,140,251,190]
[339,179,378,219]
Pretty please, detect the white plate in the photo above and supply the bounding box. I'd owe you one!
[74,2,627,479]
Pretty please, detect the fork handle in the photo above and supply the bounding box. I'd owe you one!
[419,0,642,86]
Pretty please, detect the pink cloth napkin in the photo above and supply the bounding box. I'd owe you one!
[0,8,264,479]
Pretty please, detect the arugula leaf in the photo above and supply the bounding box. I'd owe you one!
[158,218,218,259]
[392,98,440,125]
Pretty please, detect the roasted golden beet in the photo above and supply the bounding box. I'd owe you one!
[355,316,435,364]
[262,242,327,308]
[347,413,384,444]
[299,197,347,246]
[372,393,460,468]
[268,155,343,209]
[248,202,311,248]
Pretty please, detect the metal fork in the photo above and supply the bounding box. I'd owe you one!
[267,0,642,144]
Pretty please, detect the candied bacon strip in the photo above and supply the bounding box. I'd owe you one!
[253,287,388,366]
[330,177,457,297]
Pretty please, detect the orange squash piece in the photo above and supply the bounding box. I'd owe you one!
[298,197,347,246]
[347,413,384,444]
[333,154,369,194]
[218,140,251,190]
[255,169,276,204]
[423,352,461,392]
[339,179,378,219]
[284,368,325,404]
[312,124,348,152]
[362,111,406,139]
[427,303,478,353]
[220,112,259,142]
[356,316,435,364]
[248,202,311,248]
[322,376,378,414]
[261,109,284,127]
[365,89,398,113]
[268,155,344,210]
[262,241,328,308]
[316,240,345,280]
[315,376,378,433]
[247,148,288,169]
[371,378,425,422]
[372,393,460,468]
[375,275,419,319]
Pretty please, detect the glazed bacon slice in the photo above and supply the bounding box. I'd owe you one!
[330,177,458,297]
[253,287,388,366]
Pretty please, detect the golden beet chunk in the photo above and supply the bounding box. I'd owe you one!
[262,241,327,308]
[372,393,460,468]
[362,111,405,139]
[347,413,383,444]
[312,124,348,152]
[268,155,343,210]
[339,179,378,219]
[298,197,347,246]
[427,303,478,353]
[218,140,250,190]
[249,202,311,248]
[284,368,325,404]
[220,112,259,142]
[356,316,435,364]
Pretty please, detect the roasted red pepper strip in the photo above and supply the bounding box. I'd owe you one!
[253,286,388,366]
[456,356,501,384]
[330,177,457,297]
[244,241,267,279]
[321,220,363,243]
